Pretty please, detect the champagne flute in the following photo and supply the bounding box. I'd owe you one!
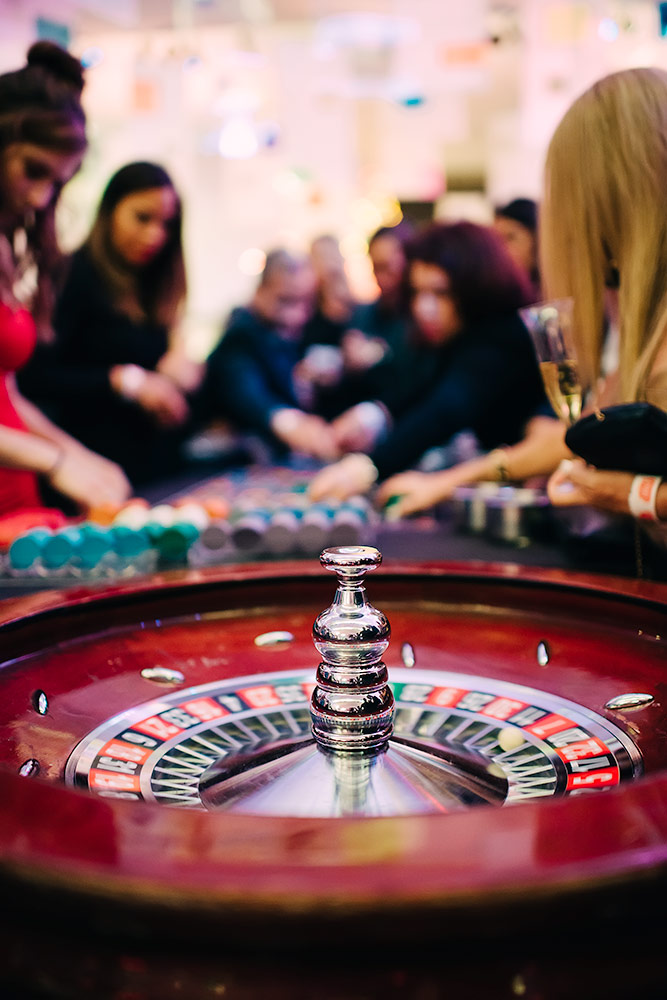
[520,298,583,425]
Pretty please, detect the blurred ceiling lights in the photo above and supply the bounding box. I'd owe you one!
[65,0,523,33]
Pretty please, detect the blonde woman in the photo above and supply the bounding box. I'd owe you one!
[543,68,667,530]
[377,70,667,533]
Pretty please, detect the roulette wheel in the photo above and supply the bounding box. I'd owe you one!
[0,549,666,998]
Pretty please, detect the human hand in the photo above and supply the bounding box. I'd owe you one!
[294,345,344,389]
[376,470,457,517]
[547,459,633,515]
[270,408,340,462]
[341,329,388,373]
[111,365,189,427]
[331,402,387,454]
[156,349,204,394]
[136,372,190,427]
[49,445,132,511]
[309,452,378,502]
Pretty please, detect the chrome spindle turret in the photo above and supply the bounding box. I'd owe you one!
[311,546,393,752]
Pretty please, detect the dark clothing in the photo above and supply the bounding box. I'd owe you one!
[303,300,406,358]
[300,299,411,416]
[203,298,415,439]
[203,303,409,437]
[18,248,189,486]
[302,309,349,349]
[353,299,407,354]
[203,306,306,442]
[341,299,409,404]
[300,309,354,419]
[369,312,551,479]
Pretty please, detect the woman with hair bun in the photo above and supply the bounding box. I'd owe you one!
[0,41,130,524]
[19,160,200,486]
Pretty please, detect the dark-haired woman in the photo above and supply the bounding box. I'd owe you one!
[310,220,559,501]
[493,198,541,300]
[19,161,202,487]
[0,42,130,525]
[335,223,412,406]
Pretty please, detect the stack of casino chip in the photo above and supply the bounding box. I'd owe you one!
[187,484,376,563]
[4,498,216,578]
[6,521,154,578]
[2,483,377,577]
[7,527,54,575]
[451,483,550,547]
[110,498,228,567]
[56,496,234,572]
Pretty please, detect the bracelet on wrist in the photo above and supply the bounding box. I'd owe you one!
[628,474,662,521]
[488,447,511,483]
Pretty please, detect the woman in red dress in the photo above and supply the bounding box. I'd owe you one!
[0,41,130,527]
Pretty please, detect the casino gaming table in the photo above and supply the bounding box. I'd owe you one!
[0,551,666,999]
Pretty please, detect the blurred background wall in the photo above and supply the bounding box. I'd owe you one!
[1,0,666,355]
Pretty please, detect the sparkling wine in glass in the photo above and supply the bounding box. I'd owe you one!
[520,298,582,425]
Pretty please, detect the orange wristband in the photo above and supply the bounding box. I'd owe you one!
[628,475,662,521]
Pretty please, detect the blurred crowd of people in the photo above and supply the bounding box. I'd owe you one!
[0,41,665,569]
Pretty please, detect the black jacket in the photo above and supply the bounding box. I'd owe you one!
[203,306,305,437]
[369,312,550,479]
[18,248,187,485]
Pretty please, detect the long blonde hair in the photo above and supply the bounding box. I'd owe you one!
[540,67,667,402]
